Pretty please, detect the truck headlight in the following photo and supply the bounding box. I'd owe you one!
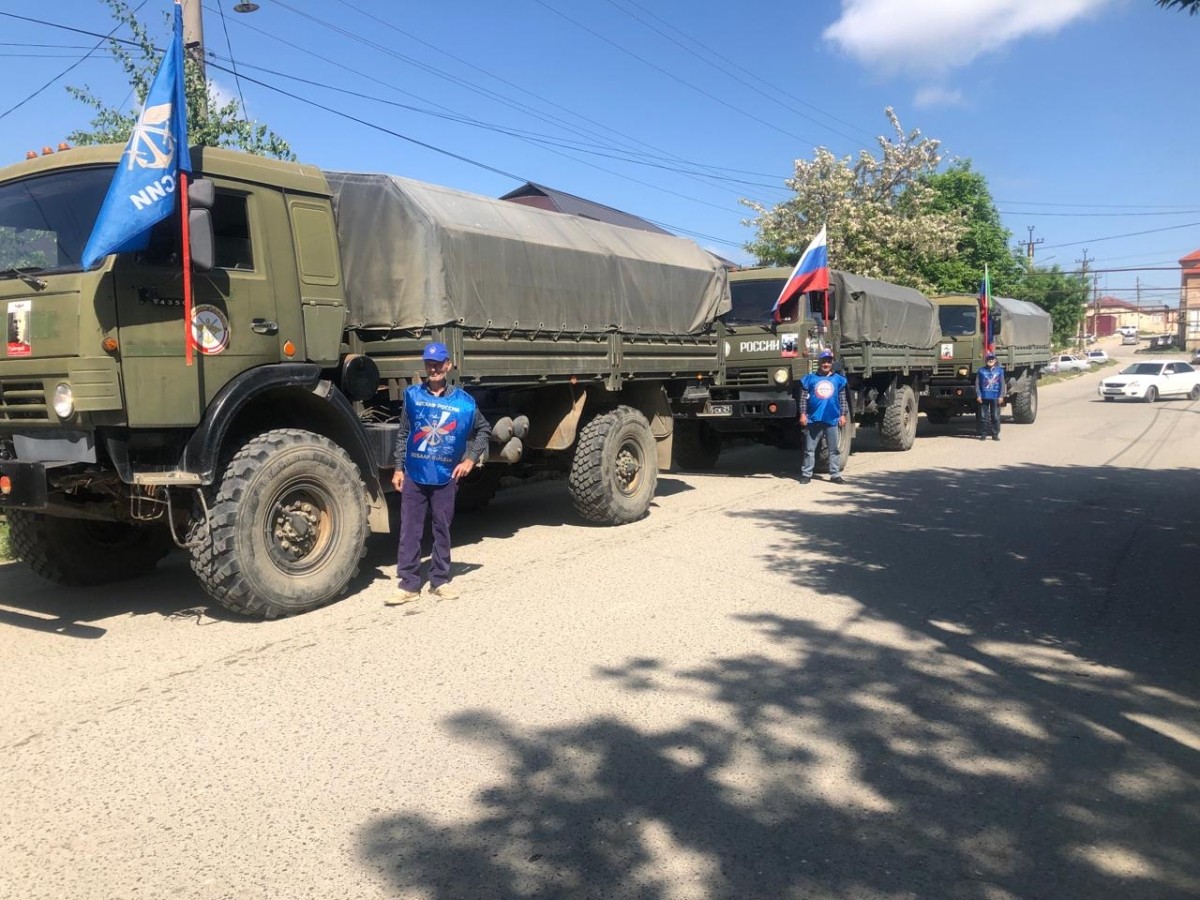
[773,367,790,386]
[53,382,75,418]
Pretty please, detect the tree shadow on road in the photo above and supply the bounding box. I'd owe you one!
[357,462,1200,899]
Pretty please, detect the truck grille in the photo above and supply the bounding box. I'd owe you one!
[724,367,772,387]
[0,379,49,422]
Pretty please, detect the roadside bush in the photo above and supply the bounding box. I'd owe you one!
[0,515,10,561]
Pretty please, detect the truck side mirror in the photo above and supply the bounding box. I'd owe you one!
[189,209,214,272]
[188,177,215,210]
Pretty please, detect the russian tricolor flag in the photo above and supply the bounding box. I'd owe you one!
[771,225,829,321]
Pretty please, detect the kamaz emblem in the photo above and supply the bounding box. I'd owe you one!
[739,339,780,353]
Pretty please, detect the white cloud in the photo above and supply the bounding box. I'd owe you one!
[824,0,1115,75]
[913,85,965,108]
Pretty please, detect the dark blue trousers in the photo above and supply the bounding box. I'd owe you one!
[396,477,458,591]
[978,399,1001,437]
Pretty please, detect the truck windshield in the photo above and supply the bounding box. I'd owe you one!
[938,305,976,336]
[728,278,787,324]
[0,166,114,275]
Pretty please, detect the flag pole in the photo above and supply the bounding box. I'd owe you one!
[180,170,194,367]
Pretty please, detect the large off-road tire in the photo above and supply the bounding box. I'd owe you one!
[186,429,368,618]
[455,466,502,513]
[1010,381,1038,424]
[6,510,172,586]
[671,419,722,471]
[879,384,918,451]
[814,421,854,474]
[569,406,657,524]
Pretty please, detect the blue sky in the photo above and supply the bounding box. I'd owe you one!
[1,0,1197,306]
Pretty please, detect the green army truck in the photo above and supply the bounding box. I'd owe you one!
[921,294,1052,425]
[0,145,728,617]
[672,266,942,472]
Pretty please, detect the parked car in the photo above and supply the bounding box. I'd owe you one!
[1097,360,1200,403]
[1117,325,1138,337]
[1050,353,1091,374]
[1086,349,1109,364]
[1192,347,1200,365]
[1121,334,1139,346]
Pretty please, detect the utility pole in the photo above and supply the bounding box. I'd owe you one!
[181,0,207,117]
[1017,226,1044,265]
[1076,249,1093,349]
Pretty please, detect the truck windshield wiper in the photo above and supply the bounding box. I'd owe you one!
[0,267,47,290]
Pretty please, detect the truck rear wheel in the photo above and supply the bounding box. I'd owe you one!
[455,466,502,513]
[187,429,368,618]
[879,384,918,450]
[569,406,657,524]
[671,419,722,470]
[1010,381,1038,424]
[7,510,172,586]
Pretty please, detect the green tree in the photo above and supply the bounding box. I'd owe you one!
[912,161,1024,296]
[741,109,965,293]
[66,0,293,159]
[1016,262,1089,348]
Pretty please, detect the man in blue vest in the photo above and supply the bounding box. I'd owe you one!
[975,352,1007,441]
[390,342,491,604]
[797,349,849,485]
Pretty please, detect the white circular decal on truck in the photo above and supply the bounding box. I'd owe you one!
[191,304,230,355]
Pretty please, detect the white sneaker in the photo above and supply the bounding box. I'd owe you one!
[385,588,421,606]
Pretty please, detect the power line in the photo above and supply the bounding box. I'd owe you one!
[1040,222,1200,251]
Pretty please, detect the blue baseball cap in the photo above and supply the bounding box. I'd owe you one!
[818,350,834,360]
[422,342,450,362]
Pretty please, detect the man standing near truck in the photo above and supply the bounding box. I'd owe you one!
[975,352,1006,441]
[390,342,491,604]
[797,350,849,485]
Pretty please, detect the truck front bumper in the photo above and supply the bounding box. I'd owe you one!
[0,461,49,509]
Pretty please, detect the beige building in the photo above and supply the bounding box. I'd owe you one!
[1180,249,1200,353]
[1086,296,1169,336]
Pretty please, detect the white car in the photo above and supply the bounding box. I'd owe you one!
[1050,353,1091,374]
[1097,360,1200,403]
[1086,349,1109,365]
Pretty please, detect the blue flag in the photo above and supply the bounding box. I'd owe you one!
[81,4,192,270]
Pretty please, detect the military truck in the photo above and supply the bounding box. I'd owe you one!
[0,145,728,617]
[672,266,942,472]
[921,294,1052,425]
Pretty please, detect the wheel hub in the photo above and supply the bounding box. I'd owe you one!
[274,500,321,559]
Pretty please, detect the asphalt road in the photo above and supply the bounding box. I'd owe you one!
[2,344,1198,900]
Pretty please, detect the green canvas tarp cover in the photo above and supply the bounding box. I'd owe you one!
[993,295,1052,347]
[832,270,940,349]
[324,171,730,334]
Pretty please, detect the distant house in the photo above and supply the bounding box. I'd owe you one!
[499,182,737,268]
[1086,296,1168,336]
[1179,249,1200,352]
[499,183,674,235]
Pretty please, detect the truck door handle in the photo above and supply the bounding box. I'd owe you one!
[251,318,278,335]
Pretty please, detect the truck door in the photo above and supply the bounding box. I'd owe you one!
[113,186,281,427]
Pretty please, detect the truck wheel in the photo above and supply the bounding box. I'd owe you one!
[455,466,502,513]
[569,406,657,524]
[1010,381,1038,424]
[671,419,722,470]
[187,429,368,618]
[814,422,854,474]
[6,510,172,586]
[879,385,918,451]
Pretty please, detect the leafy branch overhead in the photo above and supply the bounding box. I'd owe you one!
[66,0,294,160]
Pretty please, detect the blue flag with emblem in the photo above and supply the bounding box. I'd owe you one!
[81,3,191,270]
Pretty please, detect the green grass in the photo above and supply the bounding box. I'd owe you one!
[0,516,10,562]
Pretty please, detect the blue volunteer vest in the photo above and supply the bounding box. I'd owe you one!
[800,372,847,424]
[976,365,1005,400]
[403,384,477,485]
